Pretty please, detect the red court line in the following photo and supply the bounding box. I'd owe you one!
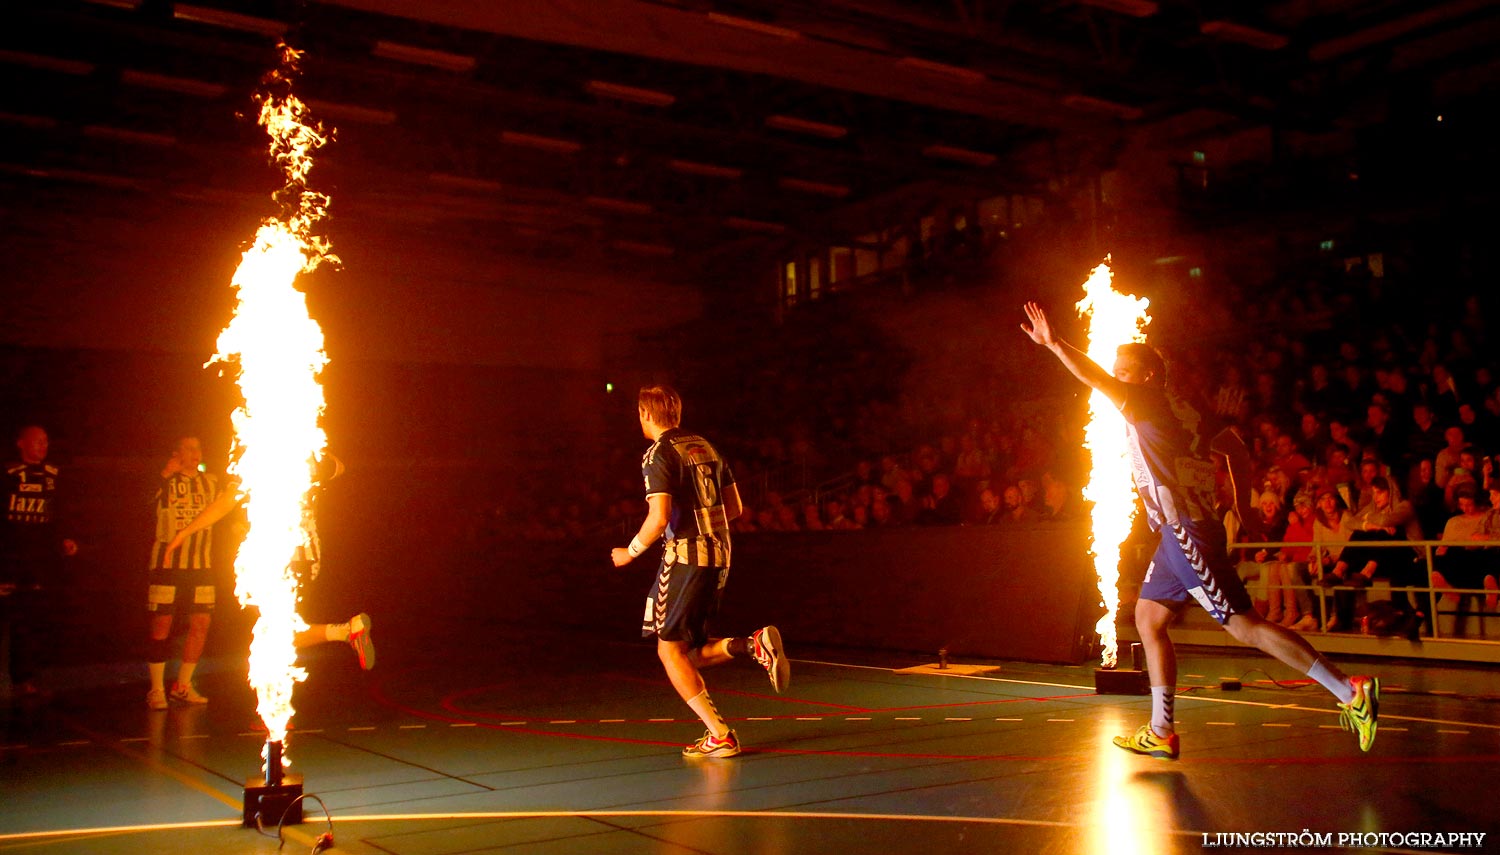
[367,680,1500,767]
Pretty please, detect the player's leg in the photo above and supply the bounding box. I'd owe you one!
[1113,534,1186,760]
[293,614,375,669]
[653,565,739,758]
[145,578,177,710]
[693,626,789,694]
[171,611,211,704]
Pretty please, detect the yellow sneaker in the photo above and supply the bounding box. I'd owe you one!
[1338,676,1379,752]
[1112,724,1179,760]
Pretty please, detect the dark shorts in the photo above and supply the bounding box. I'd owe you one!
[1436,551,1498,590]
[642,560,728,647]
[147,568,216,614]
[1140,518,1254,625]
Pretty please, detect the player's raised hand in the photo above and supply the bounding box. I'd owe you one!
[1021,301,1056,347]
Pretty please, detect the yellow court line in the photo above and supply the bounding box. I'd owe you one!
[57,721,324,850]
[0,812,1426,855]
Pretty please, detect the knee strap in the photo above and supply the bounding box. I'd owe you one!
[147,636,172,663]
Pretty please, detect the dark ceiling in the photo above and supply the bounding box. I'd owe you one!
[3,0,1498,270]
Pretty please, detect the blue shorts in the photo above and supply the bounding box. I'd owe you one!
[1140,518,1253,625]
[642,561,728,647]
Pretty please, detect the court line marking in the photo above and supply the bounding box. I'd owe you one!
[0,810,1436,854]
[795,657,1500,731]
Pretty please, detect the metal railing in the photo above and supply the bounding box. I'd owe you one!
[1223,537,1499,642]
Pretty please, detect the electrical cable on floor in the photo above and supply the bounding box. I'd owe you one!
[252,792,335,852]
[280,794,335,853]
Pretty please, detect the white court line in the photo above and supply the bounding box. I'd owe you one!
[399,725,427,729]
[450,723,477,727]
[348,726,376,732]
[795,657,1500,732]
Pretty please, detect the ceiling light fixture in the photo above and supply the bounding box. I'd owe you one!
[922,143,997,167]
[172,4,287,37]
[372,41,477,73]
[668,159,743,180]
[586,195,654,215]
[584,80,676,107]
[499,130,583,154]
[1060,93,1143,120]
[1074,0,1158,17]
[723,216,786,234]
[303,99,396,124]
[610,239,675,257]
[896,57,986,84]
[1199,20,1288,51]
[706,12,802,40]
[765,114,848,139]
[0,49,94,75]
[430,172,504,192]
[121,69,226,97]
[0,112,60,129]
[779,177,850,198]
[83,125,178,147]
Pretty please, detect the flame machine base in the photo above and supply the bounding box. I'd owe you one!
[1093,667,1151,695]
[1094,642,1151,695]
[243,774,304,827]
[243,741,302,828]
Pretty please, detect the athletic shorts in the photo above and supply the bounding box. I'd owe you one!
[1140,518,1253,625]
[642,560,728,647]
[147,568,216,614]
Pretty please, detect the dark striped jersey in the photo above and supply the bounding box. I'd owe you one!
[641,428,734,568]
[3,461,62,564]
[151,471,221,570]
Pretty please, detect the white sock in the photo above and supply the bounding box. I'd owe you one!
[148,661,166,693]
[176,661,197,689]
[1150,686,1175,736]
[686,689,730,739]
[1306,658,1355,704]
[325,622,350,642]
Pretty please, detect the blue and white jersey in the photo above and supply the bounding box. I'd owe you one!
[1120,384,1219,530]
[641,428,734,567]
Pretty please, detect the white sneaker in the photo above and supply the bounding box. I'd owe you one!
[146,688,168,711]
[169,683,208,705]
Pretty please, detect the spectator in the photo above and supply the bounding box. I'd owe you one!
[916,473,961,526]
[1319,476,1426,636]
[997,484,1039,526]
[976,488,1003,525]
[1434,426,1468,489]
[1432,484,1499,617]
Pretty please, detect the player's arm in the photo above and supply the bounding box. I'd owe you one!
[722,482,743,522]
[163,488,243,558]
[1020,301,1129,409]
[612,494,671,567]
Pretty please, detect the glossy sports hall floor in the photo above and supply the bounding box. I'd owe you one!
[3,617,1498,855]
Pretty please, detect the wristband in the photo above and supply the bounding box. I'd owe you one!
[628,536,647,557]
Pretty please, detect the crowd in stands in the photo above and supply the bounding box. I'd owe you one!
[510,246,1500,636]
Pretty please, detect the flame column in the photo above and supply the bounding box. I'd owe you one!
[1074,261,1150,669]
[215,47,337,823]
